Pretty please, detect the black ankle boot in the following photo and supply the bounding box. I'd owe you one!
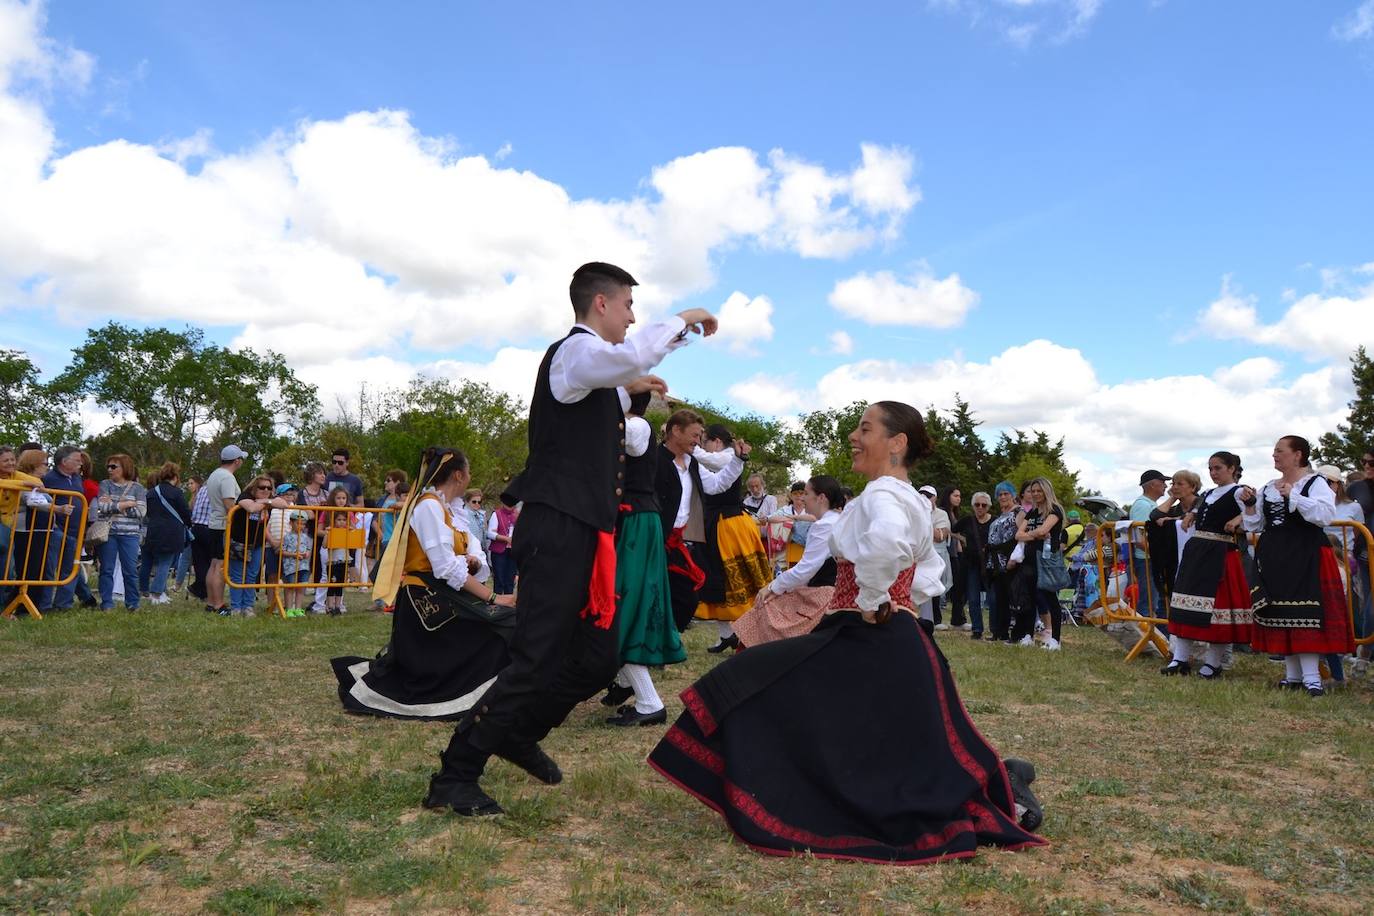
[495,741,563,785]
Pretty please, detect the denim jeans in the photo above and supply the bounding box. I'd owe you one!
[36,533,80,610]
[149,552,178,596]
[98,533,142,610]
[174,545,191,588]
[228,546,263,611]
[964,563,985,635]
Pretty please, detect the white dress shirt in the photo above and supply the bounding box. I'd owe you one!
[827,476,944,612]
[439,494,492,582]
[693,444,733,471]
[672,451,745,530]
[549,318,689,410]
[769,509,839,595]
[410,496,482,591]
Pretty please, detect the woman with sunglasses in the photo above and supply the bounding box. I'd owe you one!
[224,475,278,616]
[95,455,147,611]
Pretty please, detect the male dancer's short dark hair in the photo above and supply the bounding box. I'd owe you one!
[570,262,638,318]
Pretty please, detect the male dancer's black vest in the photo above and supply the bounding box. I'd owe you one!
[623,424,660,515]
[503,327,626,533]
[655,444,706,538]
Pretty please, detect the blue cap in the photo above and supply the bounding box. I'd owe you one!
[994,481,1015,497]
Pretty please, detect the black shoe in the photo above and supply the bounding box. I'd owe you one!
[1160,660,1191,676]
[707,634,739,654]
[1306,685,1325,697]
[1197,663,1223,680]
[204,604,217,613]
[80,597,97,608]
[605,706,667,727]
[970,632,984,640]
[600,684,634,707]
[1274,679,1302,690]
[495,742,563,785]
[422,779,504,816]
[1003,758,1043,832]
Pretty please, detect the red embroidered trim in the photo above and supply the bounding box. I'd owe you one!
[663,724,724,775]
[916,621,989,788]
[680,685,719,736]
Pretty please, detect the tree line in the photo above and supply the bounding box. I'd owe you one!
[12,322,1368,503]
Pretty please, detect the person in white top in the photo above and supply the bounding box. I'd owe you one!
[732,475,846,647]
[647,400,1046,863]
[1239,435,1355,696]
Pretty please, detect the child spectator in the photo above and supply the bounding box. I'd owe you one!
[321,485,353,616]
[280,512,312,618]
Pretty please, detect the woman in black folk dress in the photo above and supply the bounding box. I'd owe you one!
[647,401,1046,864]
[1162,452,1252,678]
[1240,436,1355,696]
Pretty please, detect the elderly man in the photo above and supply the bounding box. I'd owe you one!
[1129,470,1169,624]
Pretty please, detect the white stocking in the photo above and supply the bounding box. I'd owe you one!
[716,621,735,640]
[1298,653,1321,689]
[1172,635,1194,664]
[622,664,664,714]
[1203,643,1226,669]
[1284,655,1302,683]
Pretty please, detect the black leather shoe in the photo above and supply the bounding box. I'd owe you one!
[1197,663,1223,680]
[1003,758,1043,832]
[495,742,563,785]
[1306,685,1325,697]
[707,634,739,654]
[422,779,504,816]
[1160,660,1191,676]
[605,706,668,727]
[600,684,634,707]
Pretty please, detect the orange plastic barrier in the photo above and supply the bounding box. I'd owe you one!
[1,482,90,620]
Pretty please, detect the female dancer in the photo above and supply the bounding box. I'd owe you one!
[331,448,515,719]
[1162,453,1250,678]
[732,475,845,647]
[1240,436,1355,696]
[694,424,769,653]
[648,401,1046,863]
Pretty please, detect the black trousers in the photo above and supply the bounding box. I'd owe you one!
[668,541,706,632]
[189,524,214,599]
[452,502,619,755]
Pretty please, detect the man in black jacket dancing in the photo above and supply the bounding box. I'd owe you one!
[425,261,718,815]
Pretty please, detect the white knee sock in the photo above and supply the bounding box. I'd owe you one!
[1203,643,1226,669]
[622,664,664,714]
[1172,635,1194,664]
[1284,655,1302,683]
[717,621,735,640]
[1299,653,1321,688]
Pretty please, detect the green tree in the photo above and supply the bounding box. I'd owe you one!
[990,430,1080,506]
[1317,346,1374,470]
[51,324,319,474]
[0,349,80,449]
[678,400,806,493]
[795,401,869,493]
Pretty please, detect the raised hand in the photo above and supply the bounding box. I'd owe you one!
[676,308,719,337]
[626,374,668,396]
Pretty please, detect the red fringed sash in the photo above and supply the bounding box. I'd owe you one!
[666,526,706,590]
[581,529,618,629]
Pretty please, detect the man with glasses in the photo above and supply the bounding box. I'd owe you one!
[326,449,364,508]
[34,446,84,612]
[954,492,993,638]
[204,446,246,613]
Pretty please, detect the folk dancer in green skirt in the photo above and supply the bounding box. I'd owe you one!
[603,389,686,726]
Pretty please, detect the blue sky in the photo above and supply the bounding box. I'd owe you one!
[4,0,1374,499]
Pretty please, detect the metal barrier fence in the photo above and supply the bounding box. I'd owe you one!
[1,482,90,620]
[1090,517,1374,661]
[221,502,401,618]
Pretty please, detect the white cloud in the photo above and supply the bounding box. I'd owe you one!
[733,341,1351,504]
[0,10,921,370]
[709,291,775,354]
[828,266,979,328]
[930,0,1104,45]
[1334,1,1374,40]
[828,330,855,355]
[1198,275,1374,361]
[727,373,807,414]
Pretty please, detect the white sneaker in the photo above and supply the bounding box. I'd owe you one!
[1041,637,1061,651]
[309,602,326,614]
[154,594,171,605]
[934,622,951,631]
[1017,635,1034,647]
[960,623,973,631]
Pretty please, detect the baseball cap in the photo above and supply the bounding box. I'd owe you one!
[1314,464,1343,483]
[275,483,297,496]
[1067,509,1081,521]
[917,485,937,497]
[1139,470,1169,486]
[220,445,248,461]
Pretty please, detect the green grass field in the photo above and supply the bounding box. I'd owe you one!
[2,595,1371,914]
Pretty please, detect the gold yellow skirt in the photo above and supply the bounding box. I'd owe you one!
[785,541,804,566]
[696,514,773,622]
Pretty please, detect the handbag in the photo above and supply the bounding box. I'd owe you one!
[402,571,516,641]
[1036,541,1071,592]
[85,482,131,548]
[153,484,195,548]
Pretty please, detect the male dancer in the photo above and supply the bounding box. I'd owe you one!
[425,262,717,816]
[654,409,745,633]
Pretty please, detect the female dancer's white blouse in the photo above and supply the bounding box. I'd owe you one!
[767,509,839,595]
[407,494,487,590]
[827,476,944,612]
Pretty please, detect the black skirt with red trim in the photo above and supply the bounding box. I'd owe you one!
[1251,543,1355,656]
[646,612,1047,864]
